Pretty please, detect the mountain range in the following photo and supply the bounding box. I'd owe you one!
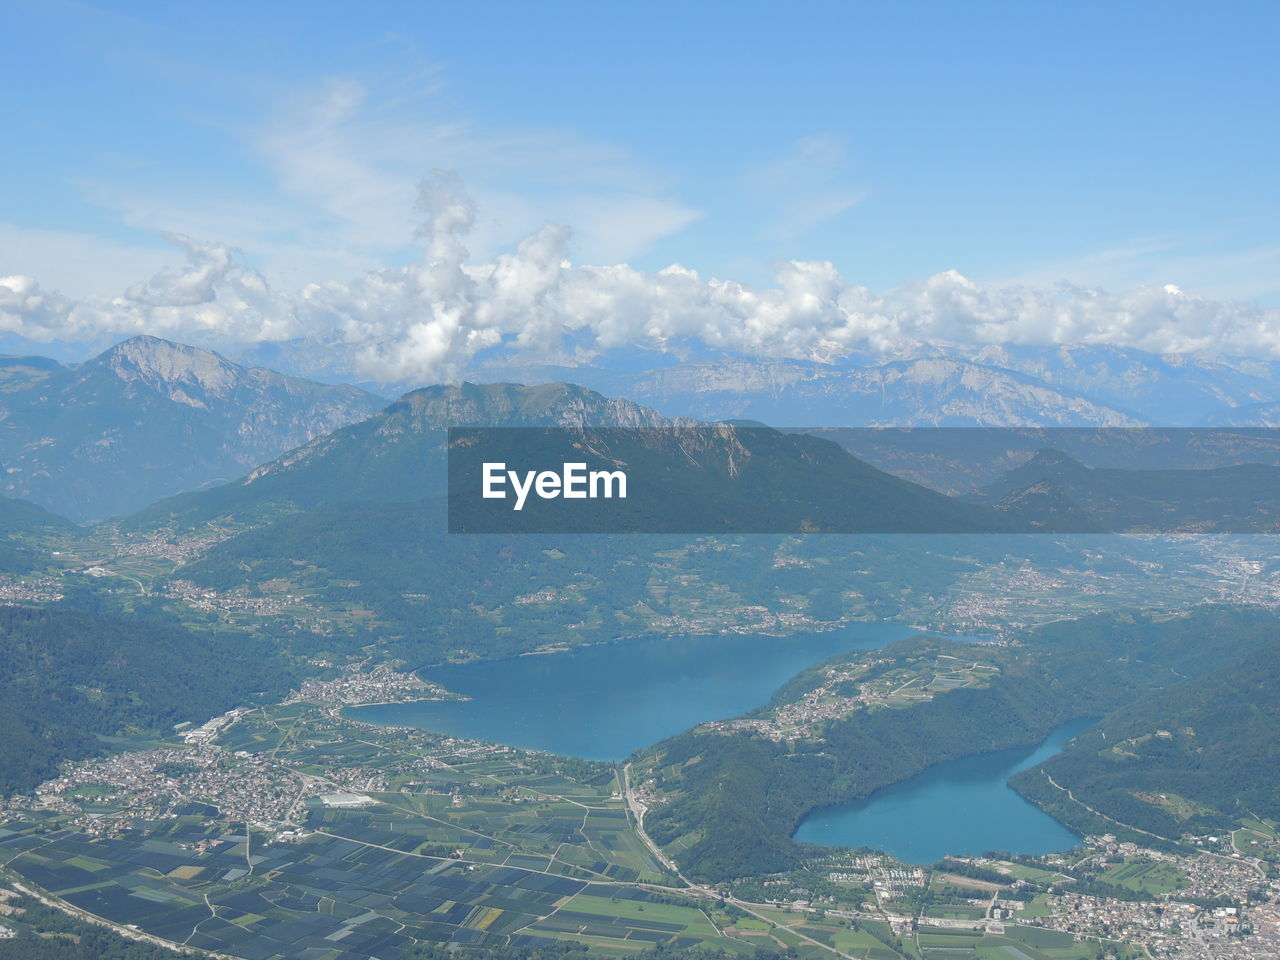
[133,378,1019,539]
[0,336,382,521]
[3,334,1280,527]
[967,448,1280,532]
[1,333,1277,876]
[128,381,676,529]
[238,337,1280,427]
[607,347,1280,427]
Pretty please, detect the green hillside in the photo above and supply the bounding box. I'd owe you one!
[1015,628,1280,838]
[633,606,1280,880]
[0,605,297,796]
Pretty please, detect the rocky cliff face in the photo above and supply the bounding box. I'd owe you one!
[237,337,1280,427]
[0,336,384,521]
[623,356,1146,426]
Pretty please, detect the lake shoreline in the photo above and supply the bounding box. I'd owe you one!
[793,716,1096,864]
[348,621,922,761]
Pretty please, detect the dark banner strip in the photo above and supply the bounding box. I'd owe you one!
[447,426,1280,534]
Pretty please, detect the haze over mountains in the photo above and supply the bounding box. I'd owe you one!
[6,333,1280,528]
[238,337,1280,427]
[0,337,383,521]
[131,379,1017,538]
[590,346,1280,426]
[967,448,1280,533]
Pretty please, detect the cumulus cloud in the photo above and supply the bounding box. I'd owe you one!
[0,234,294,345]
[249,76,701,267]
[3,172,1280,382]
[70,73,702,295]
[0,275,75,335]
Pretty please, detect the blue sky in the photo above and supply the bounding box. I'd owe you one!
[6,0,1277,295]
[2,1,1279,378]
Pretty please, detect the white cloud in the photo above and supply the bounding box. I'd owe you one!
[259,75,703,265]
[999,239,1280,304]
[743,134,866,240]
[4,173,1280,382]
[63,68,703,299]
[0,275,74,337]
[0,223,175,300]
[0,234,294,345]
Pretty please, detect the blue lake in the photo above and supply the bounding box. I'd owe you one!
[794,717,1093,864]
[346,621,918,760]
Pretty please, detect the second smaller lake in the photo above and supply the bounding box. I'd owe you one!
[794,717,1093,864]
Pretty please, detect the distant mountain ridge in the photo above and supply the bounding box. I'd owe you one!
[231,336,1280,427]
[969,447,1280,532]
[1204,399,1280,427]
[129,381,677,528]
[622,356,1148,427]
[131,380,1010,535]
[967,343,1280,425]
[0,336,383,521]
[6,334,1280,523]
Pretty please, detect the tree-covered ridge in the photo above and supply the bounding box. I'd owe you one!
[124,381,676,531]
[635,636,1069,880]
[130,379,1015,537]
[0,605,297,796]
[1014,628,1280,839]
[0,494,75,575]
[0,496,75,535]
[632,607,1280,881]
[968,446,1280,533]
[697,635,1006,742]
[169,506,1005,666]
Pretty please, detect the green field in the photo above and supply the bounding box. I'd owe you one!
[922,902,988,921]
[994,861,1070,884]
[2,696,945,960]
[913,923,1105,960]
[1099,859,1186,895]
[797,924,903,959]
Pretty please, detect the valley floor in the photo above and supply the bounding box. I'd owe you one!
[0,666,1277,960]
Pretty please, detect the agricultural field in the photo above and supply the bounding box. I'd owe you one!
[922,875,994,922]
[920,902,987,921]
[914,924,1106,960]
[791,923,902,960]
[992,861,1071,885]
[0,699,725,958]
[1098,860,1186,896]
[1,813,696,957]
[5,694,976,960]
[1233,819,1280,862]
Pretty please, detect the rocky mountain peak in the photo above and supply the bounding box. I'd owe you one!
[385,381,677,431]
[0,337,384,521]
[88,335,241,401]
